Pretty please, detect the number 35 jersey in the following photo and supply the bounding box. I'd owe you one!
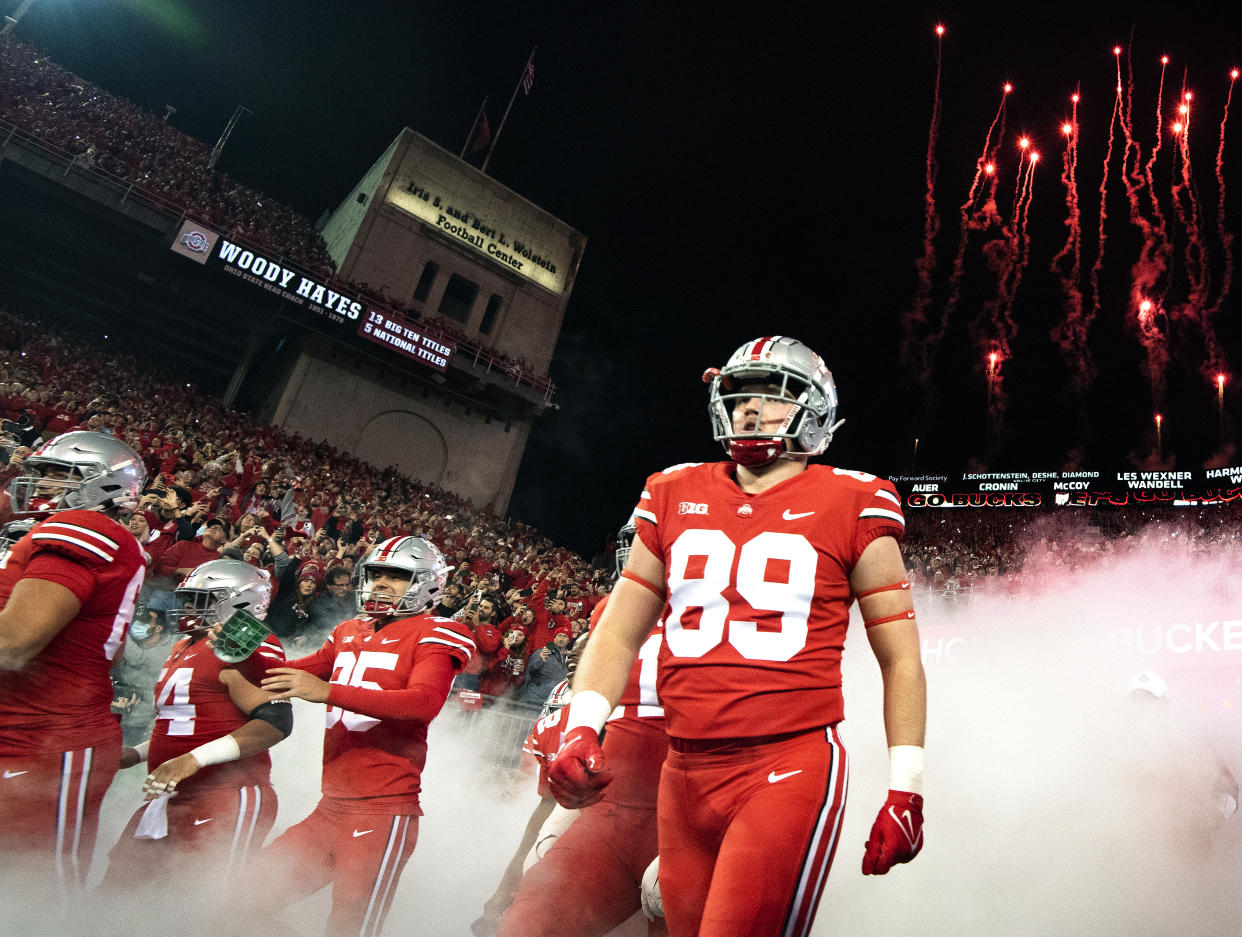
[292,614,475,813]
[633,461,905,741]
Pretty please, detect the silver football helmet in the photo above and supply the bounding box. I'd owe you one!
[704,336,842,466]
[613,514,637,580]
[539,678,574,720]
[356,536,447,616]
[0,518,35,561]
[7,431,147,515]
[172,558,273,635]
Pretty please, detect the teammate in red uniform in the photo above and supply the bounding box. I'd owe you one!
[472,677,576,937]
[245,536,476,937]
[0,431,147,891]
[102,558,291,889]
[500,519,669,937]
[550,337,928,937]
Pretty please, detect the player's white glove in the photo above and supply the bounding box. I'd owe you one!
[640,855,663,920]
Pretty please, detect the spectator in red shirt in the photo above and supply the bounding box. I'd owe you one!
[152,517,229,580]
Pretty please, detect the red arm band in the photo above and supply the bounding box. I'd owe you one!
[864,609,916,629]
[620,569,666,599]
[855,580,911,599]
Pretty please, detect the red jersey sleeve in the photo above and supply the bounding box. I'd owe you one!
[849,476,906,563]
[25,516,128,604]
[283,639,337,679]
[233,633,286,684]
[417,618,476,668]
[632,463,703,559]
[326,652,457,722]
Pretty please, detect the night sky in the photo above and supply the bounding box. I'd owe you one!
[10,1,1242,554]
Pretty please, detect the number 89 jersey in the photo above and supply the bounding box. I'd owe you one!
[633,462,905,741]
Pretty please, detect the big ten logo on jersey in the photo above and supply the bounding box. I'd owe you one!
[678,501,709,516]
[326,650,398,732]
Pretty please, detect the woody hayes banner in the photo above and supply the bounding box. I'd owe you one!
[170,219,454,373]
[891,466,1242,508]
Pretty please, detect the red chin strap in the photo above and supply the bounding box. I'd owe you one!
[728,437,785,466]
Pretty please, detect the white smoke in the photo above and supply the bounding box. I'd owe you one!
[826,538,1242,937]
[5,537,1240,936]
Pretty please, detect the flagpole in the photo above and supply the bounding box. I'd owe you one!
[481,46,536,175]
[459,95,489,159]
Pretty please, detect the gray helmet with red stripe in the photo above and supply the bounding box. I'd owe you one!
[356,536,448,616]
[613,513,637,581]
[705,336,841,466]
[172,558,273,635]
[8,431,146,516]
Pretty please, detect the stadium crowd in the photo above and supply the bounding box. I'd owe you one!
[0,35,551,391]
[902,501,1242,595]
[0,307,605,749]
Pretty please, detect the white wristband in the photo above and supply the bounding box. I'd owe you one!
[131,740,150,761]
[563,690,612,735]
[189,735,241,768]
[889,745,924,794]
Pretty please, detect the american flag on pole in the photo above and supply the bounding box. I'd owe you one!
[520,59,535,94]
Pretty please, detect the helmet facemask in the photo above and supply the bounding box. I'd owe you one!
[7,432,145,516]
[171,559,272,637]
[613,518,637,581]
[170,587,231,635]
[356,566,440,616]
[706,336,842,467]
[9,460,92,513]
[355,537,447,617]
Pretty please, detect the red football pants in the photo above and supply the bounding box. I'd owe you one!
[499,801,664,937]
[257,797,418,937]
[500,716,669,937]
[0,742,119,894]
[657,726,848,937]
[102,782,277,889]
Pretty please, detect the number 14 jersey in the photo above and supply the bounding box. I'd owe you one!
[633,461,905,741]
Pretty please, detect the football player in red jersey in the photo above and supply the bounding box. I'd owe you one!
[0,431,147,892]
[102,558,291,890]
[550,337,927,937]
[472,677,576,937]
[242,536,475,937]
[499,520,669,937]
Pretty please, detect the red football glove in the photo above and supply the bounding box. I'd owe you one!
[547,726,614,809]
[862,790,924,875]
